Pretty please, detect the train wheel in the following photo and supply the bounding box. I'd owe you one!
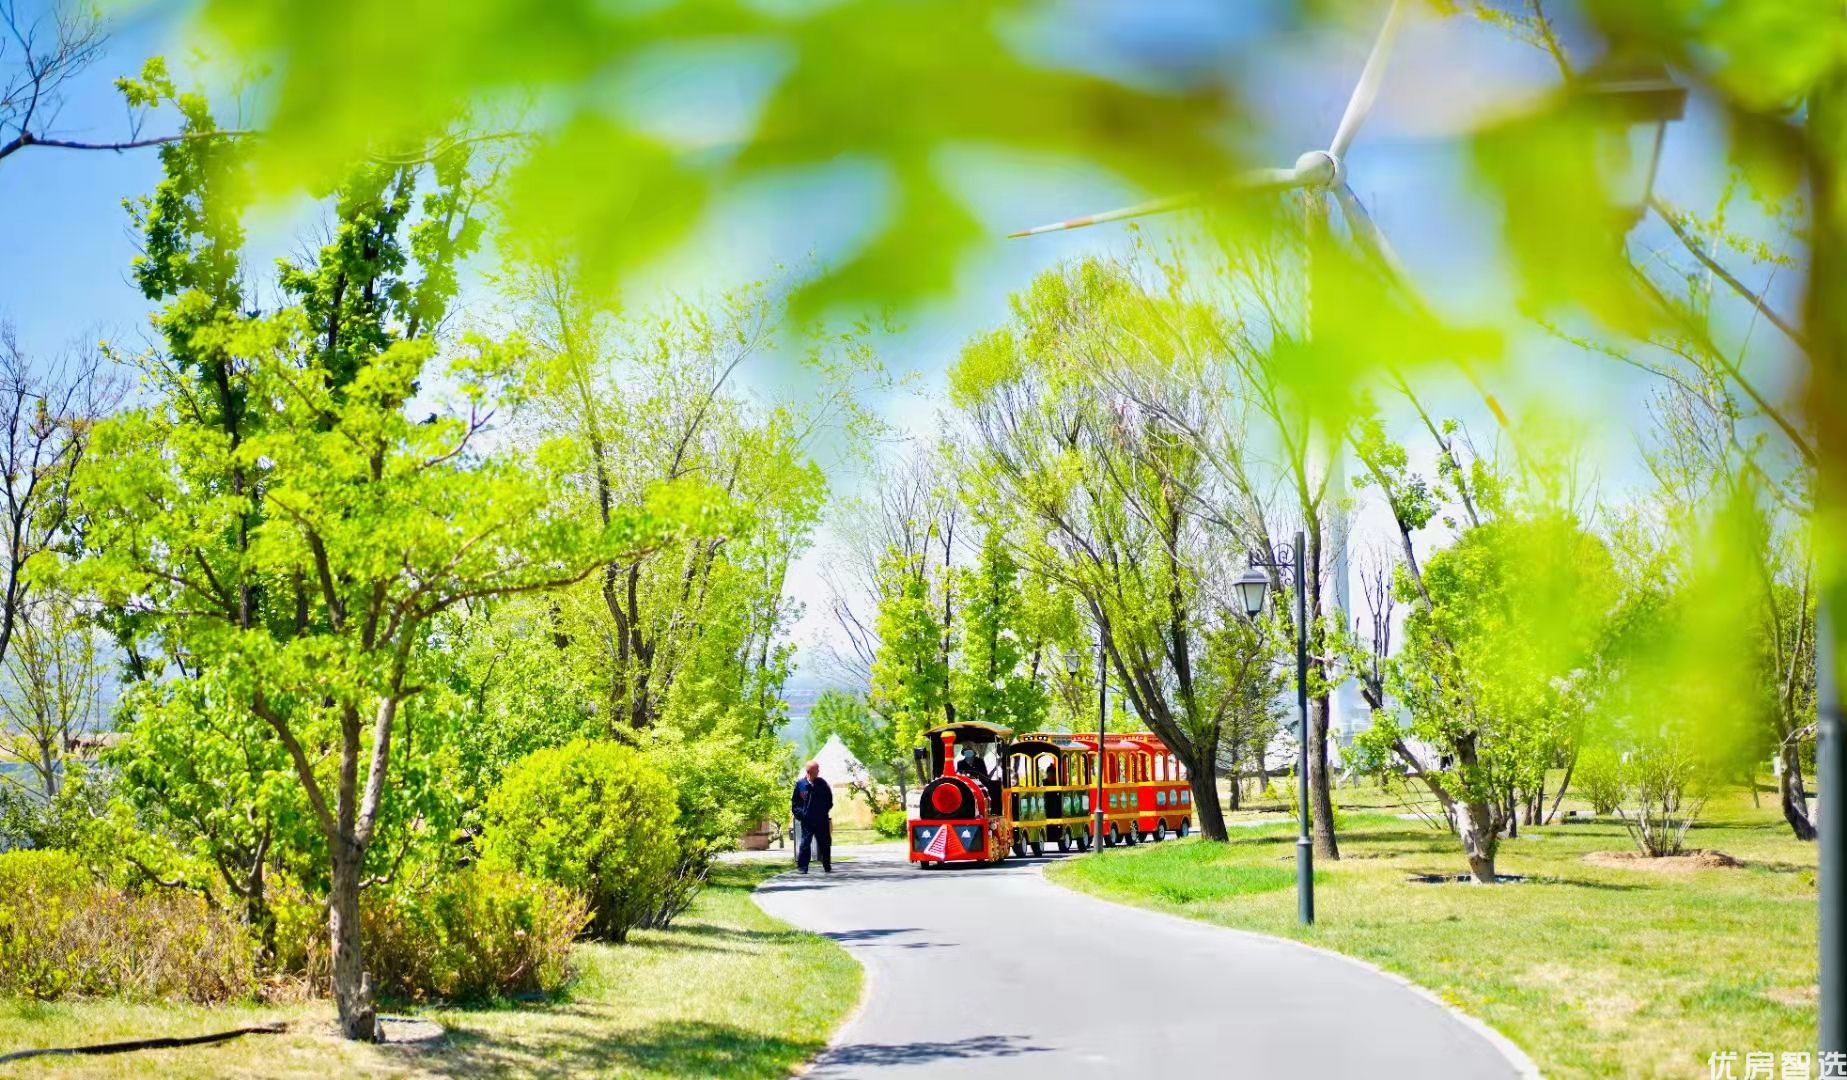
[1012,837,1026,858]
[1178,820,1190,839]
[1155,822,1168,842]
[1129,825,1142,845]
[1107,824,1121,847]
[1077,832,1092,852]
[1057,833,1073,854]
[1031,839,1045,856]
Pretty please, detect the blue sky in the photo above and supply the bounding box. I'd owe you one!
[1,0,1807,691]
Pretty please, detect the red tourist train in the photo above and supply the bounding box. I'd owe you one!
[907,721,1195,868]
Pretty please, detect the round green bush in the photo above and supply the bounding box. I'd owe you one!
[873,809,907,838]
[480,739,679,942]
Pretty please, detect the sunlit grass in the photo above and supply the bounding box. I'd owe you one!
[1050,788,1816,1080]
[0,863,859,1079]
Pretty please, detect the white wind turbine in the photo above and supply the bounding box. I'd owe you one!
[1007,0,1414,286]
[1006,1,1422,746]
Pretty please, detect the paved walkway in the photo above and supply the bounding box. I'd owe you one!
[754,845,1532,1079]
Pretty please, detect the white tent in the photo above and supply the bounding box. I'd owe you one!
[805,734,877,826]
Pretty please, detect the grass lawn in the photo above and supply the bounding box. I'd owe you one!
[0,863,859,1079]
[1049,791,1817,1080]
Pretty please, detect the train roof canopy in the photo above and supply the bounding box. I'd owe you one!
[919,721,1012,740]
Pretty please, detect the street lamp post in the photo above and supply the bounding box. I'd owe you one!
[1093,631,1108,851]
[1822,607,1843,1054]
[1238,531,1313,925]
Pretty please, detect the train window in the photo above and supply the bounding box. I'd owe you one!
[1156,791,1167,807]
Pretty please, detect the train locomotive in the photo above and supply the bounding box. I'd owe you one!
[907,721,1195,868]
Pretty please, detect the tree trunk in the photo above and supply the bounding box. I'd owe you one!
[1545,747,1578,825]
[328,846,376,1041]
[245,872,276,964]
[1457,799,1500,883]
[1455,797,1499,878]
[1307,694,1339,859]
[1780,741,1819,841]
[1188,758,1228,841]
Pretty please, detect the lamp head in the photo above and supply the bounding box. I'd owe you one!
[1235,567,1272,619]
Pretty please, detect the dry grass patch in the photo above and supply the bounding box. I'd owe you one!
[1583,849,1743,872]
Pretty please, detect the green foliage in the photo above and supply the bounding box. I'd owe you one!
[0,850,258,1003]
[0,771,107,854]
[480,740,680,942]
[513,275,847,743]
[198,0,1238,314]
[640,733,787,929]
[1369,515,1619,815]
[953,527,1048,731]
[868,550,950,752]
[361,867,589,1002]
[872,810,907,839]
[1574,748,1625,816]
[808,689,906,813]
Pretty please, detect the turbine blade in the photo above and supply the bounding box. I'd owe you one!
[1328,0,1408,161]
[1332,183,1409,280]
[1007,167,1305,238]
[1332,184,1512,431]
[1006,193,1198,238]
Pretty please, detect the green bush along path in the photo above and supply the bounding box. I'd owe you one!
[1049,800,1817,1080]
[0,863,858,1079]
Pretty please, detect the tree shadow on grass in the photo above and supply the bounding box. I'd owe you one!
[1521,875,1650,892]
[404,1019,825,1079]
[667,922,812,946]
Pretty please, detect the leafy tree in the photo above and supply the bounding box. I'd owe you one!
[950,260,1284,842]
[953,526,1047,732]
[75,105,677,1037]
[1359,514,1620,882]
[515,269,861,741]
[808,689,907,814]
[0,590,106,802]
[868,549,951,760]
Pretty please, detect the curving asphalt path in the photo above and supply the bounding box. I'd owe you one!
[754,844,1533,1079]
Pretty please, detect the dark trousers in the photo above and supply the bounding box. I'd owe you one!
[797,817,831,871]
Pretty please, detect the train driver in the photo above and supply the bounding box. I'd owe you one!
[958,744,991,782]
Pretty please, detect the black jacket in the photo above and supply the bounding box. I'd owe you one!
[792,777,833,826]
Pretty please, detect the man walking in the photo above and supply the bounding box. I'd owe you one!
[792,760,834,874]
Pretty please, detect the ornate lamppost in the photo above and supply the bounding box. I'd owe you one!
[1237,531,1313,925]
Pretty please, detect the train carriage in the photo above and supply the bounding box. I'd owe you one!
[907,722,1193,868]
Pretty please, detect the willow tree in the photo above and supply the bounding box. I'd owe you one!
[951,260,1284,843]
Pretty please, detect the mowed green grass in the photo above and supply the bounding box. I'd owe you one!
[1050,793,1817,1080]
[0,863,859,1079]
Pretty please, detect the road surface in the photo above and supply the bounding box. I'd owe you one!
[754,845,1533,1079]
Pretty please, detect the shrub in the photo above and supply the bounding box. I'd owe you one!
[362,867,590,1002]
[873,810,907,838]
[1574,748,1624,816]
[0,850,256,1002]
[641,735,786,930]
[481,739,679,942]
